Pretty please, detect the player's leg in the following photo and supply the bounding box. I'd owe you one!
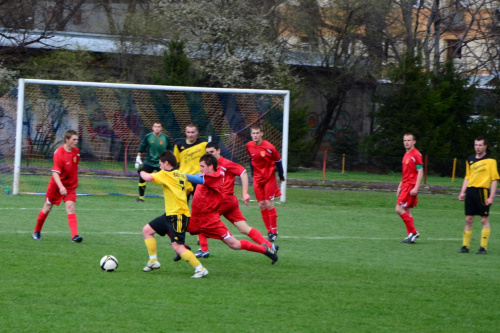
[477,215,490,254]
[396,184,418,243]
[458,215,474,253]
[234,220,273,248]
[33,202,53,240]
[64,199,82,242]
[220,229,278,264]
[142,223,160,271]
[263,179,281,241]
[195,234,210,258]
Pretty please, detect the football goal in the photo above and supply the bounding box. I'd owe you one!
[0,79,290,201]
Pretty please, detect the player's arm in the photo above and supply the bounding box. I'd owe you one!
[136,136,147,168]
[396,181,402,197]
[410,165,423,196]
[486,180,497,205]
[52,171,67,196]
[458,178,469,201]
[275,160,285,182]
[240,170,251,205]
[140,170,154,182]
[186,173,204,185]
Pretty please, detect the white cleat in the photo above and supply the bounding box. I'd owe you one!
[192,267,209,278]
[143,260,161,272]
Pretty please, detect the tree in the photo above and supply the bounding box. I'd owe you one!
[152,39,199,86]
[364,56,477,174]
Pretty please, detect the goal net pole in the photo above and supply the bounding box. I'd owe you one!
[12,78,290,202]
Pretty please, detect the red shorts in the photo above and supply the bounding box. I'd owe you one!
[45,182,77,206]
[397,183,418,208]
[253,177,281,202]
[218,195,246,224]
[187,212,233,240]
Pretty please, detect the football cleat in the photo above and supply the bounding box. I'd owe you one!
[143,260,161,272]
[475,247,487,255]
[400,232,419,244]
[173,245,192,262]
[457,246,470,253]
[194,249,210,258]
[32,231,42,241]
[267,232,278,242]
[263,243,278,265]
[72,235,83,243]
[192,267,209,278]
[135,198,144,202]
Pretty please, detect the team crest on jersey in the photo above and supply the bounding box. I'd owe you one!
[260,151,266,157]
[151,140,154,143]
[159,141,163,145]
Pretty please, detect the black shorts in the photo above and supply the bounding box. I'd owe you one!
[148,214,189,244]
[138,164,161,181]
[465,187,490,216]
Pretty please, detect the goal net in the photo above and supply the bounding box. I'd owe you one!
[0,79,289,201]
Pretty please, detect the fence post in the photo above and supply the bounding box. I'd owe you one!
[424,154,428,185]
[322,149,327,183]
[452,158,457,183]
[342,154,346,174]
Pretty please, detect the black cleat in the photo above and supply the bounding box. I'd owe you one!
[32,231,42,241]
[135,198,144,202]
[400,231,419,244]
[475,247,487,255]
[173,245,191,262]
[268,232,278,242]
[263,243,278,265]
[72,235,83,243]
[457,246,470,253]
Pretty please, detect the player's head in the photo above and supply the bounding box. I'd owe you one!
[64,129,78,148]
[185,123,199,143]
[159,150,178,169]
[250,124,264,144]
[403,133,416,151]
[200,153,218,174]
[206,142,221,159]
[474,136,488,155]
[152,122,163,134]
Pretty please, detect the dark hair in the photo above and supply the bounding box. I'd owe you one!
[250,124,263,132]
[206,141,220,150]
[475,136,488,146]
[159,151,178,169]
[403,133,415,140]
[64,129,78,140]
[200,153,218,170]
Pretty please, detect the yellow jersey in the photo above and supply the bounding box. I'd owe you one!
[152,169,193,216]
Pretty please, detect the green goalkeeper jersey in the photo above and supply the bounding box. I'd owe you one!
[138,132,173,167]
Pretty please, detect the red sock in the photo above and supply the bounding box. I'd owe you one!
[34,210,48,232]
[400,212,416,235]
[67,213,78,238]
[198,234,209,252]
[268,208,278,233]
[260,209,271,233]
[239,239,265,254]
[248,228,271,247]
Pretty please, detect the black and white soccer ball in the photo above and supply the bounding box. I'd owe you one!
[100,255,118,272]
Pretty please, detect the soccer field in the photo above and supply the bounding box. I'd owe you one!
[1,188,499,332]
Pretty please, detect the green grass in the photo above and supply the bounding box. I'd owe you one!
[1,188,499,332]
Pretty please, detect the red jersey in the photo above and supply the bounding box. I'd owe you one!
[401,148,423,185]
[50,146,80,189]
[218,156,246,197]
[191,168,224,215]
[246,140,281,184]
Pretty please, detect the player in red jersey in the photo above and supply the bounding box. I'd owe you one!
[396,133,423,244]
[32,130,83,242]
[246,124,285,242]
[185,154,278,264]
[193,142,274,258]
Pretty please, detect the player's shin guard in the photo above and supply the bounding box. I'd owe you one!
[463,230,472,249]
[240,239,266,254]
[139,182,146,197]
[198,234,209,252]
[480,228,490,250]
[67,213,78,237]
[399,212,415,235]
[268,208,278,233]
[145,238,158,263]
[260,209,271,233]
[181,250,202,268]
[248,228,271,247]
[34,210,48,232]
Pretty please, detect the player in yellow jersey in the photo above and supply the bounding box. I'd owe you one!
[173,123,208,201]
[140,150,208,278]
[458,137,500,255]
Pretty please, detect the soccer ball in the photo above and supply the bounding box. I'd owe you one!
[100,255,118,272]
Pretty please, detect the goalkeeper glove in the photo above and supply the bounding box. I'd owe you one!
[135,155,143,169]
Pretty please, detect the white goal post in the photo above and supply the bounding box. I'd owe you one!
[10,79,290,202]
